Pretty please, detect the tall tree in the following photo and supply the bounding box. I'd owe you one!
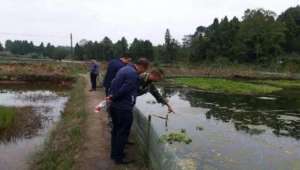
[113,37,128,57]
[0,42,3,51]
[45,43,55,58]
[278,6,300,53]
[101,37,114,60]
[38,42,45,56]
[163,29,179,63]
[74,43,84,60]
[129,38,154,61]
[235,9,286,63]
[5,40,13,52]
[205,18,222,60]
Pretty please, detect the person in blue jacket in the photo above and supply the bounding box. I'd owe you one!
[89,59,99,91]
[103,53,132,96]
[107,58,149,164]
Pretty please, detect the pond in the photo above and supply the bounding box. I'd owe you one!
[0,83,68,170]
[136,86,300,170]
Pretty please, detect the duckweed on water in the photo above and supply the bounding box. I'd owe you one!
[174,77,282,95]
[159,129,192,144]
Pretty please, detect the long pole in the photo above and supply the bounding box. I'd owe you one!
[70,33,73,56]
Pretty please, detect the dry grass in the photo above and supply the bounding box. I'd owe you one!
[0,62,86,82]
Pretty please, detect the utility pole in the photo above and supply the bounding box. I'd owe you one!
[70,33,73,56]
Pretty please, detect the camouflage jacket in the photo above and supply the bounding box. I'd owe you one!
[138,73,167,105]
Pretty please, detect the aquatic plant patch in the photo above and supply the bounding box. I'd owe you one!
[159,129,192,144]
[0,107,16,129]
[0,107,42,143]
[174,77,282,95]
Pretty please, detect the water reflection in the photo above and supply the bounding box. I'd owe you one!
[160,87,300,140]
[0,90,68,142]
[0,88,68,170]
[0,107,45,143]
[136,86,300,170]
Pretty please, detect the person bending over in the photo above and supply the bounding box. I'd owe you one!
[139,68,174,113]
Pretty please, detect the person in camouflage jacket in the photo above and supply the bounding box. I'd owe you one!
[138,68,174,113]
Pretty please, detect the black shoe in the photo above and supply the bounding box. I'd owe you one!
[114,158,135,165]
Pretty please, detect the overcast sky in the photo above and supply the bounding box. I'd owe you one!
[0,0,299,46]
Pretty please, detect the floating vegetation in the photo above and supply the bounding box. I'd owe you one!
[0,106,44,143]
[174,77,282,95]
[159,129,192,144]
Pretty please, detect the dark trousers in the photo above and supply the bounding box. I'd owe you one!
[105,87,110,96]
[90,73,98,90]
[110,106,133,160]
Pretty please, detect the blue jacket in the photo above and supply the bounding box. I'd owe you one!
[90,63,99,74]
[109,64,140,111]
[103,58,126,88]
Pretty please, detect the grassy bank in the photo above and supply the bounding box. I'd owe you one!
[0,107,16,130]
[32,77,87,170]
[162,64,300,80]
[173,77,282,95]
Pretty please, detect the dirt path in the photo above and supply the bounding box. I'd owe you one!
[76,75,147,170]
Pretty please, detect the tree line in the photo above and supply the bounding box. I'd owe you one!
[184,6,300,65]
[1,40,69,60]
[1,6,299,65]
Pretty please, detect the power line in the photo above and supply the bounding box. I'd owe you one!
[0,32,68,39]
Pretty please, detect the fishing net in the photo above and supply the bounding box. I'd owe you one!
[133,108,195,170]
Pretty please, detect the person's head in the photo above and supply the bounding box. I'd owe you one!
[149,68,165,82]
[135,58,150,74]
[120,53,132,64]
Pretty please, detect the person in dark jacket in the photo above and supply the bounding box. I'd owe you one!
[139,68,174,113]
[103,53,131,96]
[107,58,149,164]
[89,59,99,92]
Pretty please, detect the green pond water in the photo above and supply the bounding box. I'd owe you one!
[136,86,300,170]
[0,83,68,170]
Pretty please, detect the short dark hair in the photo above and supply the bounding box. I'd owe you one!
[151,68,165,78]
[136,57,150,69]
[122,53,131,59]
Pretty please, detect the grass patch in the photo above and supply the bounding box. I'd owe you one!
[0,107,16,129]
[31,76,87,170]
[255,80,300,88]
[174,77,282,95]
